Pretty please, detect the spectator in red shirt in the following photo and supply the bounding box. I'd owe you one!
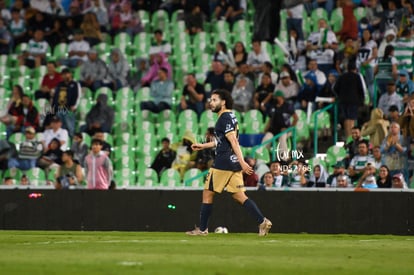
[34,61,63,100]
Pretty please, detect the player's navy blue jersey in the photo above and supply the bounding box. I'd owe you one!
[212,111,242,171]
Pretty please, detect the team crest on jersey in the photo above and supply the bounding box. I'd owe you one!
[230,155,238,163]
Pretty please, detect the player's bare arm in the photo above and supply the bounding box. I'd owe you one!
[226,132,253,175]
[191,141,216,151]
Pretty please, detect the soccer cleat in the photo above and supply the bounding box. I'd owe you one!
[258,218,272,236]
[185,226,208,236]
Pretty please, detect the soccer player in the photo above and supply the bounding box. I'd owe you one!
[186,89,272,236]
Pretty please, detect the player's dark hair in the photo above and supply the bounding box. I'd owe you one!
[212,89,233,109]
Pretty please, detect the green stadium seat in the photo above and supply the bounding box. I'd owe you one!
[325,145,347,169]
[138,10,151,32]
[199,110,217,130]
[53,42,68,59]
[311,8,329,32]
[114,32,132,53]
[353,6,367,22]
[114,168,137,188]
[137,167,159,187]
[330,7,343,33]
[151,9,170,35]
[183,168,204,187]
[159,168,182,187]
[25,167,47,186]
[192,32,210,55]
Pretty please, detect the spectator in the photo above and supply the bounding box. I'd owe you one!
[285,1,304,41]
[223,70,235,93]
[336,0,358,43]
[391,173,408,189]
[213,41,235,69]
[377,81,403,117]
[297,71,318,111]
[27,10,53,37]
[283,28,306,71]
[395,69,414,102]
[0,0,11,24]
[171,130,197,179]
[52,68,81,137]
[232,41,248,70]
[128,57,150,91]
[380,0,403,34]
[84,138,113,190]
[80,48,108,94]
[82,94,114,136]
[361,108,389,147]
[262,91,298,161]
[381,122,407,178]
[257,61,278,85]
[42,116,69,150]
[334,37,357,74]
[184,4,204,35]
[334,61,365,139]
[377,164,392,188]
[45,0,66,16]
[0,85,24,139]
[13,95,40,134]
[327,161,347,187]
[344,126,364,166]
[377,29,396,58]
[149,29,171,56]
[336,174,352,188]
[80,12,102,47]
[151,137,176,176]
[258,171,275,190]
[365,0,383,33]
[399,97,414,140]
[232,75,254,112]
[356,162,378,188]
[317,69,337,109]
[357,28,377,101]
[348,140,375,182]
[289,160,308,187]
[204,60,225,100]
[0,18,12,54]
[179,73,206,117]
[9,7,27,47]
[275,71,300,106]
[267,161,289,187]
[118,1,143,38]
[393,28,414,77]
[37,138,63,178]
[8,127,43,173]
[306,18,338,75]
[106,48,130,92]
[301,164,329,187]
[247,40,271,74]
[236,61,255,84]
[93,131,111,156]
[55,149,83,189]
[388,104,401,123]
[305,59,327,90]
[70,132,89,167]
[254,72,275,115]
[372,145,383,170]
[18,29,49,69]
[58,29,90,68]
[375,44,398,95]
[83,0,109,32]
[140,67,174,113]
[34,61,63,100]
[141,52,172,86]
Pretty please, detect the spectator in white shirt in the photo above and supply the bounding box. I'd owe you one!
[42,116,69,151]
[247,39,271,74]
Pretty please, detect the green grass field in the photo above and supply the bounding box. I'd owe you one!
[1,231,413,275]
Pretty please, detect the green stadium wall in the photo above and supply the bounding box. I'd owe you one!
[0,190,413,235]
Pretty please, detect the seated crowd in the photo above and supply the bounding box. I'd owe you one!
[0,0,413,190]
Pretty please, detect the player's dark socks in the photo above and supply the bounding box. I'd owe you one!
[200,203,213,231]
[243,199,265,224]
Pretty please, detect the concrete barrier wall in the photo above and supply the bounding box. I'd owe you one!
[1,189,413,235]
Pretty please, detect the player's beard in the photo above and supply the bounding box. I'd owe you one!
[211,104,221,113]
